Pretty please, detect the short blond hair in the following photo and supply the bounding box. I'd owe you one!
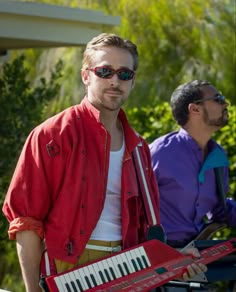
[82,33,138,71]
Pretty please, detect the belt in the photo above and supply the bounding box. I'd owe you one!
[85,244,122,252]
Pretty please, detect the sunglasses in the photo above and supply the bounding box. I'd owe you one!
[194,94,227,105]
[87,66,135,81]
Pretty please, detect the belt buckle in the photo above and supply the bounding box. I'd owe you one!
[111,246,121,253]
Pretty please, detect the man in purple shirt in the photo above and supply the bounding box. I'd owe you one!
[150,80,236,248]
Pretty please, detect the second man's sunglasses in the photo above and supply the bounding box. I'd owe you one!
[87,66,135,81]
[194,94,227,105]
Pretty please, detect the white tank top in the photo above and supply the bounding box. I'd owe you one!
[90,139,125,240]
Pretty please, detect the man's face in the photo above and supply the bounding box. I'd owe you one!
[200,85,229,129]
[82,46,135,112]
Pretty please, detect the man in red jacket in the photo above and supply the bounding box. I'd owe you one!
[2,33,206,292]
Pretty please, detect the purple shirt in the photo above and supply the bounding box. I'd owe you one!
[149,128,236,241]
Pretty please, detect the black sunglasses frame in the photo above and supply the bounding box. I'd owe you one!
[87,67,135,81]
[194,94,227,105]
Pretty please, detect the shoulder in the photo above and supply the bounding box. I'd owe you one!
[32,105,80,138]
[149,131,180,154]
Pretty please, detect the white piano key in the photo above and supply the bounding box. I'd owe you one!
[112,253,128,276]
[67,272,80,292]
[122,250,136,273]
[79,267,90,290]
[87,264,102,286]
[75,268,90,290]
[54,275,67,292]
[67,270,84,292]
[135,246,150,269]
[72,269,88,291]
[119,252,134,274]
[55,274,71,292]
[102,257,120,281]
[139,246,151,267]
[99,259,114,282]
[129,248,142,271]
[117,253,131,275]
[106,256,122,279]
[95,260,109,283]
[136,247,147,267]
[63,272,74,291]
[82,266,95,288]
[65,272,76,291]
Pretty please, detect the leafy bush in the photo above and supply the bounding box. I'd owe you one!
[0,55,63,290]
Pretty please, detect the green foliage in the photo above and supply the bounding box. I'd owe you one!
[127,102,177,142]
[213,109,236,201]
[0,55,63,290]
[0,55,63,202]
[14,0,235,110]
[98,0,235,108]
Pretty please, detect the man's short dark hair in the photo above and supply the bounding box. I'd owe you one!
[170,80,211,126]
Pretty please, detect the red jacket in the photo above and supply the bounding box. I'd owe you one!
[3,97,160,263]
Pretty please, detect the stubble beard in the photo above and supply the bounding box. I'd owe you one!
[103,89,126,111]
[203,108,228,128]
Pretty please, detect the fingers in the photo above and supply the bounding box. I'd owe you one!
[182,263,207,281]
[183,247,201,257]
[180,248,207,281]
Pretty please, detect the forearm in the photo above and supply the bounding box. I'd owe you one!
[16,230,44,292]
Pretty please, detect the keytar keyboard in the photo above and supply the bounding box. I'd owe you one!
[46,238,236,292]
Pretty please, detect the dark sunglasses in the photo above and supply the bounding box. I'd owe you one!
[194,94,227,105]
[87,66,135,81]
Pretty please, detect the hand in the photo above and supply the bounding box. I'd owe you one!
[181,248,207,281]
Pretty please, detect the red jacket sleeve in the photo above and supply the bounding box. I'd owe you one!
[2,124,66,239]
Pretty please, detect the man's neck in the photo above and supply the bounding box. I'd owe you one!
[100,114,124,151]
[183,124,212,153]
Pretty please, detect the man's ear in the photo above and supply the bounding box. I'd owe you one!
[81,69,90,86]
[188,103,200,114]
[131,75,136,89]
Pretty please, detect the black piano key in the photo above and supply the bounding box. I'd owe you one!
[108,257,122,278]
[131,259,139,271]
[74,270,88,291]
[71,281,78,292]
[90,274,98,286]
[65,283,72,292]
[86,265,101,286]
[104,269,111,281]
[111,256,125,278]
[119,253,133,274]
[109,267,117,279]
[141,255,149,268]
[98,270,106,283]
[118,264,125,276]
[84,276,92,289]
[123,262,130,274]
[76,279,84,292]
[122,252,136,274]
[137,257,144,269]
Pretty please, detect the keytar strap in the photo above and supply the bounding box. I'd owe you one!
[214,167,227,217]
[133,142,166,242]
